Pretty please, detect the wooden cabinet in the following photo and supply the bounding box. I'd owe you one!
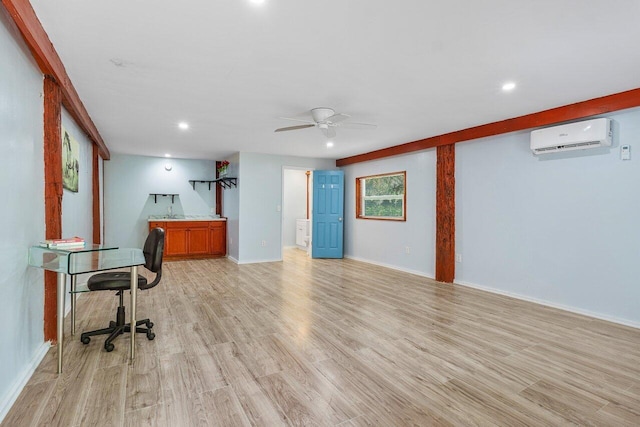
[209,221,226,256]
[149,220,226,260]
[166,227,188,256]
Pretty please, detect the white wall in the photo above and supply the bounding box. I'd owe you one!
[237,153,334,263]
[283,168,308,248]
[456,108,640,326]
[61,108,96,293]
[0,8,47,421]
[223,153,240,262]
[104,154,216,248]
[342,150,437,277]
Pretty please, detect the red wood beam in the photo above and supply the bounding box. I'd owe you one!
[2,0,110,160]
[92,144,101,244]
[337,88,640,166]
[43,76,63,342]
[435,144,455,283]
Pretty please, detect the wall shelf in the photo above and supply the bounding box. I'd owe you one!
[149,193,179,203]
[189,177,237,190]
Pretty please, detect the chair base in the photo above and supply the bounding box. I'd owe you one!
[80,300,155,352]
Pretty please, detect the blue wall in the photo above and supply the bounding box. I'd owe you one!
[456,108,640,326]
[341,108,640,326]
[103,153,217,249]
[0,8,47,420]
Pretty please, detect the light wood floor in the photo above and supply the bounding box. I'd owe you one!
[4,249,639,426]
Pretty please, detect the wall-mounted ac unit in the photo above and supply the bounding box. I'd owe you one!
[530,118,612,155]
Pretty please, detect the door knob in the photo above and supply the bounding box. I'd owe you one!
[338,217,343,222]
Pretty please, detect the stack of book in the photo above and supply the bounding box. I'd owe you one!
[40,236,86,249]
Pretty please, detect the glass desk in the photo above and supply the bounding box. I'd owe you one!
[29,245,145,373]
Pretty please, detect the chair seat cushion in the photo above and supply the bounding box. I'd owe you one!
[87,272,148,292]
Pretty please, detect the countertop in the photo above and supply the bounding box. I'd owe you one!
[148,215,226,222]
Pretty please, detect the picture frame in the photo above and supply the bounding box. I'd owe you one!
[62,127,79,192]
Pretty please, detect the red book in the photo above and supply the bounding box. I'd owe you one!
[39,237,86,248]
[42,236,85,245]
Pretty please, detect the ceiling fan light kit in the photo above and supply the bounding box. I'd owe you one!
[275,107,376,138]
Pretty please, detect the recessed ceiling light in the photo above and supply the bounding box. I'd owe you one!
[178,122,189,130]
[502,81,516,91]
[164,153,171,158]
[250,0,265,4]
[326,141,334,148]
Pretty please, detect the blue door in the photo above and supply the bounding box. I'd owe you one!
[312,170,344,258]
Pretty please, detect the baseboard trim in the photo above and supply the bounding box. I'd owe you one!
[342,255,639,329]
[456,279,640,330]
[344,254,434,279]
[236,258,283,265]
[228,256,239,264]
[0,341,50,424]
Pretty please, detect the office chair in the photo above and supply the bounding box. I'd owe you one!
[80,228,165,352]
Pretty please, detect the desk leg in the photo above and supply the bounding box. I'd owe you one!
[57,272,66,374]
[130,265,138,362]
[70,275,77,335]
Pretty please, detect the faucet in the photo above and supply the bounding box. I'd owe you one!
[167,205,174,218]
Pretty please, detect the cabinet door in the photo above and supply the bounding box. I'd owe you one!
[210,222,226,256]
[166,228,188,256]
[187,227,209,255]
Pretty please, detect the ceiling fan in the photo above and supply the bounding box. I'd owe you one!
[275,107,376,138]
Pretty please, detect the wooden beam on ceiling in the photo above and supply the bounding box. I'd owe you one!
[2,0,110,160]
[336,87,640,166]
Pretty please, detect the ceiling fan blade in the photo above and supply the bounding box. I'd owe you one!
[321,126,337,138]
[339,122,377,129]
[278,117,315,124]
[324,113,350,124]
[274,124,316,132]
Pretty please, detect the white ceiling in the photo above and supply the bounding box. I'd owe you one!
[30,0,640,161]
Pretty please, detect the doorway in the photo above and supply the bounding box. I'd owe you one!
[282,167,313,258]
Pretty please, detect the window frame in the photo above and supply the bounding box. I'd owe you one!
[355,171,407,221]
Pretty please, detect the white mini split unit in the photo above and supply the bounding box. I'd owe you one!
[530,118,613,155]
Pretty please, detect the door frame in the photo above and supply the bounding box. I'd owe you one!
[280,166,314,261]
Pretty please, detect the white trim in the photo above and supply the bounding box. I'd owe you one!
[236,258,283,265]
[0,342,50,423]
[456,279,640,330]
[227,256,239,264]
[344,255,434,279]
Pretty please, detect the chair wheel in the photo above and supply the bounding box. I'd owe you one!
[146,332,155,340]
[146,321,154,328]
[81,336,90,345]
[105,343,115,352]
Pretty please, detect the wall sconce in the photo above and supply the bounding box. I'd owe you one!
[164,163,172,171]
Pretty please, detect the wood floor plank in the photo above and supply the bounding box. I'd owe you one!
[519,379,609,426]
[0,379,55,427]
[78,364,127,426]
[125,344,162,413]
[4,249,638,426]
[200,386,252,427]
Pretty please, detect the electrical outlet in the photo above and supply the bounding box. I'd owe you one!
[261,240,267,247]
[405,246,410,254]
[456,253,462,263]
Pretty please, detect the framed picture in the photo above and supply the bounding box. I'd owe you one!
[62,127,79,192]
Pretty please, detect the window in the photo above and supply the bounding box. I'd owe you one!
[356,171,406,221]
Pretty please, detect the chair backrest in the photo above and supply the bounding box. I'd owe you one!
[142,228,164,289]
